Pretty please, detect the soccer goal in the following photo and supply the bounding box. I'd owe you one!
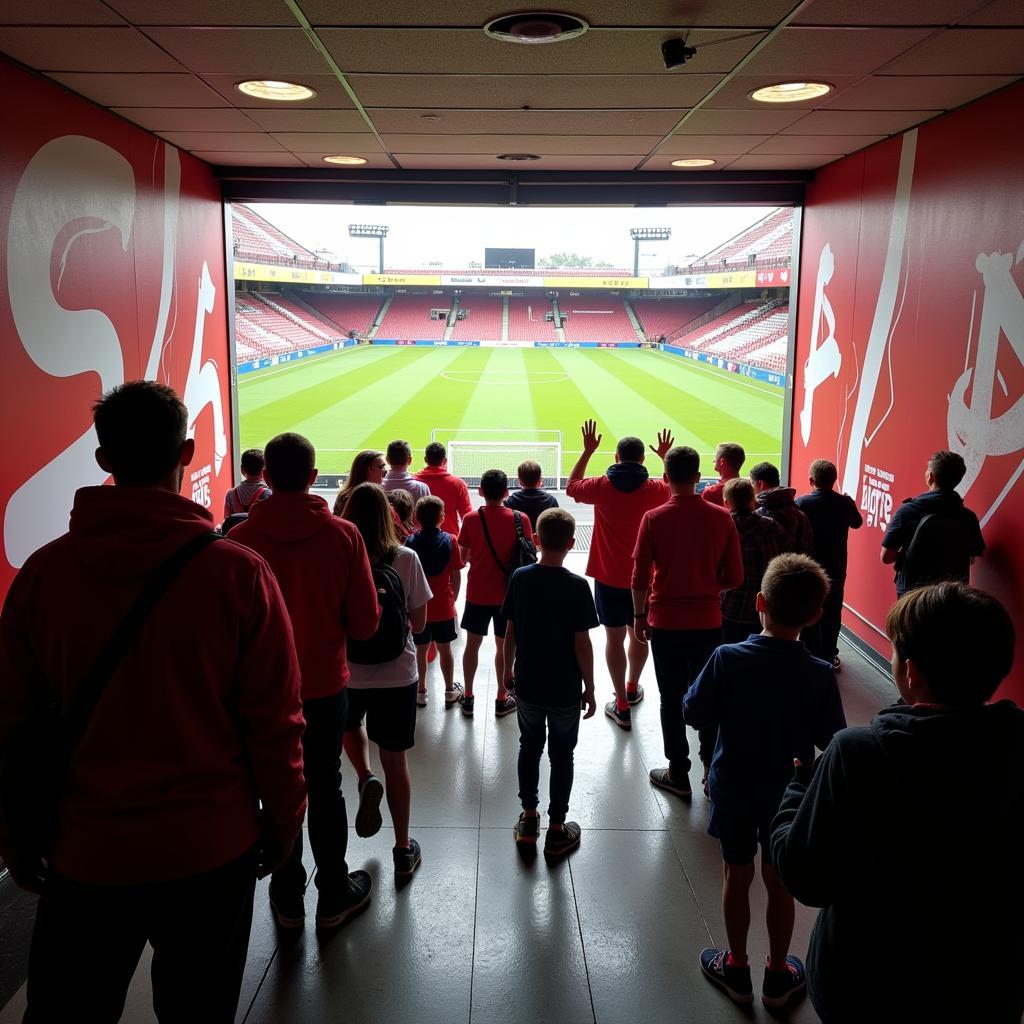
[431,428,563,489]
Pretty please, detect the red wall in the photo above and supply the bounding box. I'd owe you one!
[0,59,232,601]
[792,82,1024,702]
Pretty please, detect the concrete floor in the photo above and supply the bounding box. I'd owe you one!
[0,544,897,1024]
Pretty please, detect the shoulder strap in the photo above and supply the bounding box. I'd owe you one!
[512,509,525,540]
[242,486,268,512]
[64,530,223,748]
[477,507,509,576]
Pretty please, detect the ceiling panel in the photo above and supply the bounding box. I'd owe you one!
[782,108,939,134]
[47,72,230,106]
[240,108,369,131]
[107,0,295,25]
[269,132,385,153]
[880,28,1024,75]
[196,150,305,166]
[701,74,864,109]
[392,153,644,170]
[674,107,809,133]
[1,27,183,72]
[822,74,1019,110]
[347,74,725,110]
[658,134,771,156]
[369,108,685,135]
[738,26,931,77]
[793,0,983,25]
[725,154,836,169]
[110,107,260,131]
[0,0,125,25]
[957,0,1024,25]
[752,134,885,154]
[302,0,800,28]
[319,28,765,76]
[198,74,357,109]
[379,134,659,155]
[142,27,326,75]
[155,131,287,152]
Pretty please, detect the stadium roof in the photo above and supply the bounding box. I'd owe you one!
[2,1,1021,178]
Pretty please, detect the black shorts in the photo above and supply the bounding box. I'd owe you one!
[460,601,508,638]
[593,581,634,629]
[413,618,458,645]
[344,684,417,752]
[708,805,774,866]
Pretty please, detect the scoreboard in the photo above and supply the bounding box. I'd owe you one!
[484,247,535,269]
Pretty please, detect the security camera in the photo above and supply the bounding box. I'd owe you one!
[662,37,697,70]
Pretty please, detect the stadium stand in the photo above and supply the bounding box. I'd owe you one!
[236,293,334,354]
[299,292,384,337]
[671,208,794,275]
[231,205,349,271]
[383,267,631,277]
[452,295,503,341]
[561,296,636,343]
[258,293,340,342]
[632,297,719,340]
[376,293,450,340]
[507,297,556,341]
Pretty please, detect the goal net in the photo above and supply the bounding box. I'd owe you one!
[431,428,562,489]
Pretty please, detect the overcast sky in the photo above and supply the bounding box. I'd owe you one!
[249,203,777,272]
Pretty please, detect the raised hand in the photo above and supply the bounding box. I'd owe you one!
[650,428,675,461]
[581,419,602,455]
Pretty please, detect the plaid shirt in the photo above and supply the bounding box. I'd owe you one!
[721,511,785,623]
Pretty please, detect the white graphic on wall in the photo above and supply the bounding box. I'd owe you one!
[841,129,918,499]
[3,137,226,569]
[799,242,842,445]
[948,245,1024,527]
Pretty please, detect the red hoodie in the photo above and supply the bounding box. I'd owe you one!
[231,492,381,698]
[415,465,473,537]
[0,486,306,885]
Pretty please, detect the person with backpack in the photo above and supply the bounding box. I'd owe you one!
[457,469,537,719]
[341,483,431,881]
[223,447,271,517]
[881,450,985,596]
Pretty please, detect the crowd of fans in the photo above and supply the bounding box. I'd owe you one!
[0,380,1018,1024]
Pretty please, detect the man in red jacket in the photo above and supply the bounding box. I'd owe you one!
[632,446,743,798]
[415,441,473,538]
[231,432,381,932]
[0,381,306,1023]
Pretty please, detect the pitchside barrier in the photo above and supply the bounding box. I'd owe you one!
[370,339,641,349]
[660,342,786,388]
[236,338,357,374]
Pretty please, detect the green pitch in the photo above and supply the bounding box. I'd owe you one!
[238,345,784,476]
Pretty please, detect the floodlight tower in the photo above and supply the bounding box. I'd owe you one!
[348,223,390,274]
[629,226,672,277]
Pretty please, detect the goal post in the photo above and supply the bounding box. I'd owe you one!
[431,428,562,489]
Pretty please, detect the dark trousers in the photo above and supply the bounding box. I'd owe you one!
[24,847,257,1024]
[272,688,349,901]
[517,698,581,824]
[650,627,722,777]
[721,617,761,645]
[804,585,845,661]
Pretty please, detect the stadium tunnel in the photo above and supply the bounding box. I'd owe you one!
[0,2,1022,1021]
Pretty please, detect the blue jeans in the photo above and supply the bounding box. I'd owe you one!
[516,698,581,824]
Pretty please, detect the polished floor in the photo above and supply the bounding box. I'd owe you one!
[0,546,897,1024]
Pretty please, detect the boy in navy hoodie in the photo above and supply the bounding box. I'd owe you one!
[684,553,846,1009]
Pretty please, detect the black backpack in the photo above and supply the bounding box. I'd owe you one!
[478,507,537,582]
[900,510,975,591]
[347,549,409,665]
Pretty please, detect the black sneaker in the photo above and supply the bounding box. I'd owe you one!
[269,890,304,930]
[314,871,372,930]
[495,694,517,717]
[649,767,692,798]
[355,773,384,838]
[626,684,645,706]
[459,694,475,718]
[514,811,540,845]
[544,821,581,858]
[700,948,754,1005]
[762,955,807,1008]
[604,701,632,730]
[393,837,422,879]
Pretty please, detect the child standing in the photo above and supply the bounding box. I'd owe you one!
[501,509,598,857]
[223,447,271,517]
[405,495,464,708]
[505,459,559,529]
[684,553,846,1009]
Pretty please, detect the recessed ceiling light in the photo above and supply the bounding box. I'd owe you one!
[323,155,368,165]
[236,80,316,102]
[751,81,831,103]
[484,12,589,44]
[671,158,716,168]
[497,153,541,161]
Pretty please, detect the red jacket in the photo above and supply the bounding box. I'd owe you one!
[632,493,744,630]
[231,492,381,698]
[415,465,473,537]
[0,486,306,885]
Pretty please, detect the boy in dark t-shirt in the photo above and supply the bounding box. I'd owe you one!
[501,509,598,858]
[505,459,559,528]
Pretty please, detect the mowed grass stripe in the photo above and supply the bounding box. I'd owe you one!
[642,348,784,413]
[456,348,539,436]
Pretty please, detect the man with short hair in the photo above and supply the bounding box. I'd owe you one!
[880,449,985,596]
[567,419,673,730]
[505,459,559,529]
[231,432,381,932]
[383,439,430,503]
[750,462,813,556]
[702,443,746,508]
[223,447,271,517]
[416,441,473,538]
[0,381,306,1022]
[632,446,743,798]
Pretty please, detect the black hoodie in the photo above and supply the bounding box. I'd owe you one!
[771,702,1024,1023]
